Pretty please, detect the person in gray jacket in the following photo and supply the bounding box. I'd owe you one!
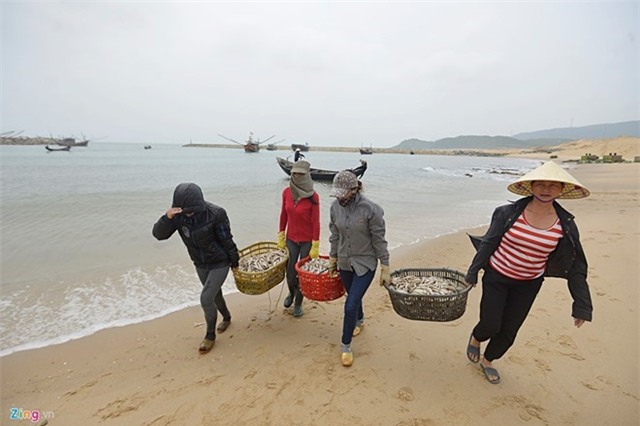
[465,161,593,384]
[153,183,240,354]
[329,170,391,367]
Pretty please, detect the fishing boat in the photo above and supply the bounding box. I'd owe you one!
[276,157,367,181]
[56,137,89,147]
[218,132,275,153]
[359,145,373,155]
[291,143,310,152]
[266,139,286,151]
[45,145,71,152]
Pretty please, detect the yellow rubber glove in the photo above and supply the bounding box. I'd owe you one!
[379,264,391,287]
[328,257,337,276]
[277,231,286,249]
[309,240,320,259]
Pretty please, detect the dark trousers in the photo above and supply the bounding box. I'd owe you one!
[196,265,231,340]
[285,239,311,307]
[339,268,375,346]
[472,266,543,361]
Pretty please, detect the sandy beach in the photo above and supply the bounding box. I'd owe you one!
[2,145,638,425]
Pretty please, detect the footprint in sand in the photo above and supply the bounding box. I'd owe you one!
[244,369,258,379]
[95,394,146,420]
[553,291,568,302]
[581,375,613,391]
[63,379,99,397]
[534,358,552,372]
[554,335,585,361]
[408,351,422,363]
[396,418,436,426]
[524,335,585,361]
[396,386,414,401]
[486,395,547,423]
[507,354,525,365]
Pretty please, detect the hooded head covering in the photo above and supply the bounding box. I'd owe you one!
[289,160,314,201]
[291,160,310,174]
[331,170,359,199]
[172,183,207,213]
[507,161,590,199]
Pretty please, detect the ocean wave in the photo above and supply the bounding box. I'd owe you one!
[0,265,239,357]
[421,162,540,182]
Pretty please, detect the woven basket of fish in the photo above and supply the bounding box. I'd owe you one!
[384,268,472,322]
[233,241,288,295]
[295,256,345,302]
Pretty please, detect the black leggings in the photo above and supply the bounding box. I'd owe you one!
[196,266,231,340]
[285,239,311,307]
[472,266,543,361]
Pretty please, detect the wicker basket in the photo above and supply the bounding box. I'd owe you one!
[232,241,288,295]
[295,256,345,301]
[384,268,472,322]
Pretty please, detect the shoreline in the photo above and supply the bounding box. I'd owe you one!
[4,137,638,163]
[0,223,488,359]
[2,163,638,425]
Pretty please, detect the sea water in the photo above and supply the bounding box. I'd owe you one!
[0,143,540,356]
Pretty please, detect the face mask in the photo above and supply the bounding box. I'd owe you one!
[337,190,356,206]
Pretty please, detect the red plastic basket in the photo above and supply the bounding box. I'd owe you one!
[295,256,345,302]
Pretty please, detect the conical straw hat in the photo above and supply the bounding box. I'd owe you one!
[507,161,590,199]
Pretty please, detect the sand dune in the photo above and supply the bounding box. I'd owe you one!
[508,136,640,161]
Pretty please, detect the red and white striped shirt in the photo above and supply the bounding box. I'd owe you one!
[489,212,563,280]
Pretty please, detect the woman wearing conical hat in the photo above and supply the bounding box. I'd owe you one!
[464,161,593,384]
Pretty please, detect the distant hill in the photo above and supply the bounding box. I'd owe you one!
[513,120,639,140]
[393,120,639,150]
[394,136,569,150]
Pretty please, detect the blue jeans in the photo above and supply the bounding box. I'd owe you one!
[340,268,375,346]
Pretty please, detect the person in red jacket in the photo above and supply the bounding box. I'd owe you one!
[278,160,320,317]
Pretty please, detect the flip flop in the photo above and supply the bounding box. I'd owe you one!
[217,320,231,333]
[466,333,480,363]
[480,364,501,384]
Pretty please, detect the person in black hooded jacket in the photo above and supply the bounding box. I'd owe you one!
[153,183,240,354]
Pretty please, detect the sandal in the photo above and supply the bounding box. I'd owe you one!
[217,319,231,333]
[466,333,480,363]
[198,339,215,354]
[480,363,501,384]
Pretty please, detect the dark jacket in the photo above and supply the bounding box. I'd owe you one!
[152,183,240,269]
[466,196,593,321]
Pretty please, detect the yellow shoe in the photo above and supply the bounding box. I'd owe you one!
[341,350,354,367]
[353,322,364,337]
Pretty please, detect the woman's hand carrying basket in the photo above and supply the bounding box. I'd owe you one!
[232,241,288,295]
[295,256,345,301]
[384,268,472,321]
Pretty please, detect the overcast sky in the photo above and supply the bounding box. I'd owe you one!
[2,1,638,147]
